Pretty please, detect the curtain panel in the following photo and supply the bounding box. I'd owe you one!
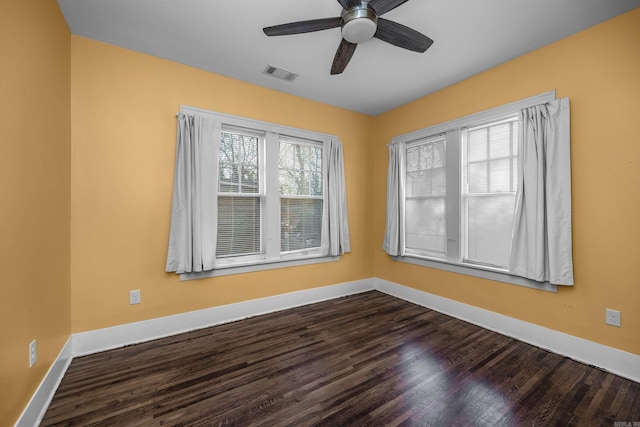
[509,98,574,285]
[326,139,351,256]
[166,113,219,274]
[383,143,404,256]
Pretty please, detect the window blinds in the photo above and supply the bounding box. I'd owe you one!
[279,140,323,253]
[216,131,262,258]
[462,117,518,268]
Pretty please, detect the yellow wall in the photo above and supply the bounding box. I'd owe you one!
[0,1,71,425]
[4,4,640,424]
[70,36,375,333]
[372,8,640,355]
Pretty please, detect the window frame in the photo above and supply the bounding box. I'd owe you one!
[390,91,558,292]
[460,114,519,269]
[215,126,265,264]
[278,136,325,259]
[179,106,339,281]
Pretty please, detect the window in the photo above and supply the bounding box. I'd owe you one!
[217,129,262,260]
[400,115,519,271]
[214,129,327,268]
[167,106,350,280]
[216,131,325,263]
[402,115,518,270]
[385,91,560,290]
[462,117,519,269]
[405,136,447,257]
[279,138,323,254]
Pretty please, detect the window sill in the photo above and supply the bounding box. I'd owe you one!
[180,255,340,281]
[392,255,557,293]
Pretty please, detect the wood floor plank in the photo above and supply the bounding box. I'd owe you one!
[41,291,640,426]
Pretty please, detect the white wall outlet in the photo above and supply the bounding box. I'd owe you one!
[129,289,141,305]
[605,308,621,327]
[29,339,37,368]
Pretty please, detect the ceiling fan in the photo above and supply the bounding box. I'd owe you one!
[263,0,433,75]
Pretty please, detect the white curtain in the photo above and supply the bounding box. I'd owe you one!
[509,98,574,285]
[383,143,404,256]
[326,139,351,256]
[166,113,219,274]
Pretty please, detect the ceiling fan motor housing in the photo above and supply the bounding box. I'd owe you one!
[341,5,378,44]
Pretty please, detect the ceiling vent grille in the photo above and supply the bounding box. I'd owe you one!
[263,65,298,82]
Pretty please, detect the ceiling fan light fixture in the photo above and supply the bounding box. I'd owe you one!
[341,7,377,44]
[262,0,432,75]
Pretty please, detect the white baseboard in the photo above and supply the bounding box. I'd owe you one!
[373,278,640,383]
[15,337,73,427]
[73,278,374,357]
[16,276,640,426]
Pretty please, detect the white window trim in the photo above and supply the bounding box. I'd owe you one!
[391,91,558,292]
[181,255,340,280]
[179,106,338,281]
[393,256,557,292]
[392,91,556,145]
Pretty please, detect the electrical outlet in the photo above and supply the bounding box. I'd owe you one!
[605,308,621,327]
[29,339,37,368]
[129,290,141,305]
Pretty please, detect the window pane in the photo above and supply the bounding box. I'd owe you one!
[468,162,488,193]
[405,197,446,256]
[489,159,511,192]
[489,123,512,158]
[279,140,324,254]
[279,141,323,196]
[216,196,261,257]
[406,138,446,197]
[281,198,323,252]
[218,163,238,193]
[464,194,515,268]
[468,128,487,161]
[405,137,447,257]
[241,166,259,193]
[219,131,259,194]
[463,116,518,269]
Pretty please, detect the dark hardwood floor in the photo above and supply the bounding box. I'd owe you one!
[42,291,639,426]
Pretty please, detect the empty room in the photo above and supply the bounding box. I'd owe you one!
[3,0,640,425]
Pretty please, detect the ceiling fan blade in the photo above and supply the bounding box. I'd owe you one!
[374,17,433,52]
[331,39,358,75]
[263,17,342,36]
[337,0,360,9]
[368,0,409,16]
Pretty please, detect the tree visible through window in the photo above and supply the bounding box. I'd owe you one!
[217,131,261,257]
[279,140,323,253]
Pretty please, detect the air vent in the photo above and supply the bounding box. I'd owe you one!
[263,64,298,82]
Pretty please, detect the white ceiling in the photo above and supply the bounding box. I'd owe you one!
[57,0,639,116]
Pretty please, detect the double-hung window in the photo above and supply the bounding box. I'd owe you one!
[215,129,327,268]
[279,137,323,255]
[386,91,564,290]
[167,107,350,279]
[217,128,263,261]
[216,126,327,265]
[462,116,519,269]
[405,135,447,257]
[401,115,519,271]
